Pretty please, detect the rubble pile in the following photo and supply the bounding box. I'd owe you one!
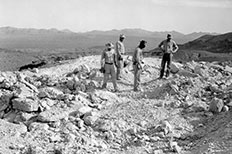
[0,56,232,154]
[0,64,122,154]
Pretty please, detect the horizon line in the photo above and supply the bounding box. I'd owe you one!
[0,25,225,35]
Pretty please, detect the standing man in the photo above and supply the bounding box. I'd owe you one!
[132,40,147,92]
[158,34,178,79]
[101,43,118,92]
[115,34,126,80]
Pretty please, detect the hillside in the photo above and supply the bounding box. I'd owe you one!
[0,55,232,154]
[148,32,232,62]
[182,32,232,53]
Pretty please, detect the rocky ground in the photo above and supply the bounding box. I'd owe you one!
[0,55,232,154]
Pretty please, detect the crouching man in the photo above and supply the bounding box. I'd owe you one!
[132,40,147,92]
[101,43,118,92]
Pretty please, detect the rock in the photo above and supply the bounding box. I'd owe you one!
[0,91,13,111]
[178,70,198,78]
[77,119,85,130]
[0,119,27,137]
[28,122,49,132]
[40,98,56,107]
[31,68,39,73]
[12,98,39,112]
[0,72,17,88]
[66,77,75,90]
[38,87,63,99]
[194,65,204,76]
[170,63,180,74]
[161,120,173,135]
[4,110,18,123]
[50,134,62,142]
[83,115,98,126]
[139,120,147,127]
[37,103,82,122]
[170,141,181,153]
[76,91,88,98]
[222,105,229,112]
[78,106,92,116]
[225,66,232,73]
[88,69,97,79]
[150,136,160,142]
[227,100,232,107]
[153,149,163,154]
[14,83,35,98]
[93,90,120,103]
[209,98,224,113]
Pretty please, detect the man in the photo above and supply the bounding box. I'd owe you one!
[132,40,147,91]
[158,34,178,79]
[101,43,118,92]
[115,34,126,80]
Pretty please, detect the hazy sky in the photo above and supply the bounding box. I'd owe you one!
[0,0,232,34]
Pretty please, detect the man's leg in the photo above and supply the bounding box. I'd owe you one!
[102,64,110,88]
[166,54,172,77]
[116,60,123,80]
[134,65,138,91]
[137,67,142,91]
[111,65,118,91]
[160,55,166,78]
[134,65,142,91]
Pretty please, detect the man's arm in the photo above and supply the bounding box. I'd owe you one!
[100,51,105,67]
[172,41,179,53]
[116,42,122,57]
[158,41,164,52]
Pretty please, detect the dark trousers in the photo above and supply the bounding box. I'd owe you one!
[160,53,172,78]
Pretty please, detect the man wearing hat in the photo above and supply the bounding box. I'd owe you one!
[100,43,118,92]
[158,34,179,79]
[115,34,126,80]
[132,40,147,91]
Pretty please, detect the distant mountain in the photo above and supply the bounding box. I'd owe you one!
[182,32,232,53]
[0,26,76,35]
[0,26,218,50]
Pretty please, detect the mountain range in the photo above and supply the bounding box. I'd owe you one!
[0,27,218,51]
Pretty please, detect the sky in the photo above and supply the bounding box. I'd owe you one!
[0,0,232,34]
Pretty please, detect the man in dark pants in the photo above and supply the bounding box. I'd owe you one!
[158,34,178,79]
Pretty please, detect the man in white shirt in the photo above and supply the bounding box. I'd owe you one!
[115,34,126,80]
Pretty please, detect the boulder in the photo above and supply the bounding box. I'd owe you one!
[0,119,27,137]
[37,103,82,122]
[225,66,232,73]
[93,90,120,103]
[170,63,180,74]
[0,91,13,111]
[14,83,35,98]
[78,106,92,116]
[194,65,204,76]
[178,70,198,78]
[12,98,39,112]
[38,87,63,99]
[0,72,17,88]
[209,98,224,113]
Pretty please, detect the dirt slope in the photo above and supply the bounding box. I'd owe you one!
[0,55,232,154]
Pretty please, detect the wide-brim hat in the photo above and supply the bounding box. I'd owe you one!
[119,34,126,38]
[105,43,114,48]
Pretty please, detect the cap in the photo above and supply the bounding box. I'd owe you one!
[140,40,147,44]
[105,43,114,48]
[119,34,126,38]
[167,33,172,38]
